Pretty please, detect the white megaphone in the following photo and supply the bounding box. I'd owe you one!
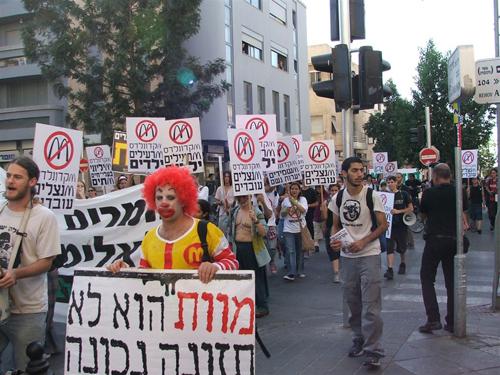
[403,212,417,226]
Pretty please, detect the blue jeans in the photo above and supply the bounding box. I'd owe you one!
[0,312,47,371]
[283,232,303,275]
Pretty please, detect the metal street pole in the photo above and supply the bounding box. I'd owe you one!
[425,106,432,181]
[493,0,500,311]
[340,0,353,159]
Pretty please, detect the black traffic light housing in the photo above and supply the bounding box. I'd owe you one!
[330,0,365,41]
[409,126,425,145]
[311,44,352,110]
[358,46,391,110]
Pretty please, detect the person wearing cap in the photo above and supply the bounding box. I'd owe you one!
[115,174,134,190]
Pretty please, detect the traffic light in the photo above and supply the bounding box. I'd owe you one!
[358,46,391,109]
[409,126,425,145]
[311,44,352,110]
[330,0,365,41]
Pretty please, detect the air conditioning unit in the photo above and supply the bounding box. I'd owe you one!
[18,57,27,65]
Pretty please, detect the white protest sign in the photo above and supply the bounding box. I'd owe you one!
[228,128,265,196]
[55,184,159,276]
[291,134,305,172]
[33,123,83,212]
[65,269,255,375]
[384,161,398,177]
[302,140,337,186]
[461,149,478,178]
[236,114,278,171]
[373,152,388,175]
[126,117,166,172]
[86,145,115,188]
[377,191,395,238]
[267,136,302,186]
[164,117,204,174]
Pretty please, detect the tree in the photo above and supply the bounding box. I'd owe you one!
[22,0,228,144]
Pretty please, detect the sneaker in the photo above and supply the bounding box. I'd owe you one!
[298,273,306,278]
[383,268,394,280]
[270,262,278,274]
[333,272,340,283]
[348,339,364,357]
[418,321,442,333]
[477,229,482,234]
[283,274,295,281]
[398,263,406,275]
[444,324,454,333]
[314,245,320,253]
[363,353,381,368]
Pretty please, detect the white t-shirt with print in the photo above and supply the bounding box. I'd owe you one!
[264,191,279,227]
[329,186,384,258]
[282,196,308,233]
[0,204,61,314]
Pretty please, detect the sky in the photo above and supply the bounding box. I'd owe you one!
[304,0,496,100]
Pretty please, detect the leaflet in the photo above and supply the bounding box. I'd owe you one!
[330,228,354,254]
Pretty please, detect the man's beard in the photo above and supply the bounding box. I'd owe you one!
[5,184,31,202]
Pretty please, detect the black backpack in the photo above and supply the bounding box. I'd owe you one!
[197,219,211,262]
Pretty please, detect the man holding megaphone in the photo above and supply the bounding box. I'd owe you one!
[383,176,413,280]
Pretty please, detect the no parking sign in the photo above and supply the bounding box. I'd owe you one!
[33,123,83,212]
[461,149,478,178]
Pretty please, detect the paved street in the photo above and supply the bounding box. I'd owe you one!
[41,226,500,374]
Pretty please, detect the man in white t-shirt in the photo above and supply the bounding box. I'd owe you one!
[0,157,61,370]
[329,157,388,368]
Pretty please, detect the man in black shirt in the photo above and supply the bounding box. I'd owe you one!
[418,163,469,334]
[405,173,422,210]
[301,184,319,252]
[467,177,485,234]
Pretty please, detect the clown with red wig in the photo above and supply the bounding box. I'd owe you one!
[108,166,238,282]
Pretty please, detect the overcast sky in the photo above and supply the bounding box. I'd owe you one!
[305,0,496,100]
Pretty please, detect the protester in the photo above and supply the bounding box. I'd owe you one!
[108,166,238,283]
[313,185,327,253]
[196,174,210,202]
[263,177,280,274]
[281,182,308,281]
[485,168,497,231]
[229,195,270,317]
[467,177,485,234]
[329,157,388,368]
[214,171,234,234]
[379,180,389,192]
[322,183,341,283]
[196,199,211,221]
[115,174,134,190]
[384,176,413,280]
[76,180,87,199]
[87,187,98,198]
[396,172,415,249]
[301,184,318,256]
[418,163,469,334]
[0,156,61,370]
[404,173,422,211]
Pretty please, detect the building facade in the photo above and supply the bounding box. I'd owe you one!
[308,44,376,165]
[0,0,67,167]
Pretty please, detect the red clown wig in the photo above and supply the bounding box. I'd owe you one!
[143,166,198,216]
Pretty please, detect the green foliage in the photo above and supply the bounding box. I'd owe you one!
[22,0,228,145]
[365,40,495,170]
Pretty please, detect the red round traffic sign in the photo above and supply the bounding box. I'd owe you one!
[419,147,440,166]
[79,158,89,173]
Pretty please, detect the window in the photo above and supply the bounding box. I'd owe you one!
[242,28,263,61]
[257,86,265,114]
[227,86,234,125]
[1,78,48,109]
[270,0,287,25]
[245,0,261,9]
[283,95,290,133]
[271,49,288,71]
[272,91,280,131]
[244,81,253,114]
[292,10,297,29]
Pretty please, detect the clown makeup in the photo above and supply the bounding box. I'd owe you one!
[155,185,182,220]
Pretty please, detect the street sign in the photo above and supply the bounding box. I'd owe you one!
[448,45,476,104]
[474,58,500,104]
[419,146,440,166]
[79,158,89,173]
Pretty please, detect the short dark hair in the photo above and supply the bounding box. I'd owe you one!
[341,157,363,172]
[197,199,211,220]
[9,156,40,196]
[386,175,397,182]
[433,163,451,180]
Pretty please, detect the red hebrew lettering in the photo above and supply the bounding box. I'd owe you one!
[216,293,230,333]
[174,292,199,331]
[201,292,214,333]
[230,297,255,335]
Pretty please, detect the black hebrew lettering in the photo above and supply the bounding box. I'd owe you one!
[130,160,139,169]
[94,236,117,266]
[66,336,83,373]
[82,337,98,374]
[100,337,111,375]
[87,283,101,327]
[119,200,147,226]
[201,343,214,375]
[117,241,142,267]
[110,339,130,375]
[100,206,121,227]
[64,209,89,230]
[130,341,148,375]
[234,345,255,375]
[134,293,144,331]
[187,343,200,375]
[147,295,165,332]
[159,343,180,375]
[68,289,84,325]
[215,343,230,375]
[113,293,130,329]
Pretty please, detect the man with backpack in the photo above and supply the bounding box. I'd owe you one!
[329,157,388,368]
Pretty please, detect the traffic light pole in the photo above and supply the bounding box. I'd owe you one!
[493,0,500,311]
[425,106,432,181]
[340,0,353,159]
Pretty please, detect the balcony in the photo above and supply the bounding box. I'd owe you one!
[0,1,29,21]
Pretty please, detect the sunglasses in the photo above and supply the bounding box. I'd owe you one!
[88,189,96,192]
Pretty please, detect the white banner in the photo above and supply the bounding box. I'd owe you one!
[376,191,395,238]
[228,128,265,196]
[56,185,160,276]
[236,114,278,172]
[126,117,166,172]
[384,161,398,177]
[86,145,115,188]
[373,152,388,176]
[164,117,204,174]
[65,268,255,375]
[461,149,478,178]
[302,140,337,186]
[267,136,302,186]
[291,135,305,172]
[33,123,83,213]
